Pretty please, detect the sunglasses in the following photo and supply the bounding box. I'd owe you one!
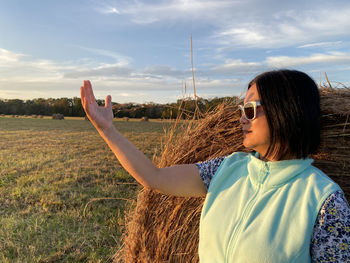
[238,101,261,121]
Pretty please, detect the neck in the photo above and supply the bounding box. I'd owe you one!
[258,151,299,162]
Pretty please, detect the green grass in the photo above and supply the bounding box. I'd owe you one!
[0,117,170,262]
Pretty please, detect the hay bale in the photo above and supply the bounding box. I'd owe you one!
[115,87,350,263]
[313,87,350,200]
[116,103,244,263]
[52,113,64,120]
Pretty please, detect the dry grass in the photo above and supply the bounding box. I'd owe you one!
[0,117,168,262]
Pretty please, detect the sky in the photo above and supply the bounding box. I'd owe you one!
[1,0,350,104]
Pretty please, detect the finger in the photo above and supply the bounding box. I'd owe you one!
[83,80,97,105]
[105,95,112,108]
[83,80,92,104]
[80,86,86,108]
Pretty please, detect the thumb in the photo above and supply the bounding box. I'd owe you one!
[105,95,112,108]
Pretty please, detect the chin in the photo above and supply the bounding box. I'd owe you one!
[243,141,254,150]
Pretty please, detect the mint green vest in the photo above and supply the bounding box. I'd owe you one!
[199,152,340,263]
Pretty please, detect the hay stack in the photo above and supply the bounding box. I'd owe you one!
[115,87,350,263]
[52,113,64,120]
[313,87,350,200]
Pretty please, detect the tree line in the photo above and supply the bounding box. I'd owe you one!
[0,96,239,119]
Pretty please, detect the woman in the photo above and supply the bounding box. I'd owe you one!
[80,69,350,262]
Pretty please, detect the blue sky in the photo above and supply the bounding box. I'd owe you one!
[1,0,350,103]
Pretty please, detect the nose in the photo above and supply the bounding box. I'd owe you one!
[240,112,249,124]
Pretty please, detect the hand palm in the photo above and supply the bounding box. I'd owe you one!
[80,80,114,130]
[88,101,113,129]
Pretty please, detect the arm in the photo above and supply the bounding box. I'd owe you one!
[80,80,207,197]
[310,190,350,262]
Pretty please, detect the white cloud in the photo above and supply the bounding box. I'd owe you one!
[208,52,350,77]
[0,47,195,102]
[215,5,350,49]
[95,0,240,24]
[0,47,135,82]
[266,52,350,68]
[94,1,350,50]
[143,65,190,79]
[0,48,26,64]
[64,64,132,79]
[219,27,265,44]
[73,46,131,66]
[0,54,66,82]
[297,41,343,49]
[211,59,261,74]
[105,7,120,14]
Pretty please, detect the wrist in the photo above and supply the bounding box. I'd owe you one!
[97,123,116,137]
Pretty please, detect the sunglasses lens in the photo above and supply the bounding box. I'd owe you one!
[244,104,255,120]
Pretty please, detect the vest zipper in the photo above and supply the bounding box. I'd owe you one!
[224,184,261,263]
[224,163,269,262]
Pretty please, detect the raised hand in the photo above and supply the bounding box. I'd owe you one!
[80,80,114,131]
[79,80,205,197]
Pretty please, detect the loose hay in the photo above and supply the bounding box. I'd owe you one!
[115,87,350,263]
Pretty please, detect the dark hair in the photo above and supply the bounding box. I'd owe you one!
[249,69,320,160]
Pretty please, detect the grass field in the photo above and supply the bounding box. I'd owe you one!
[0,116,171,262]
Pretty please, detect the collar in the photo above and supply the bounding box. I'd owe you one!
[247,152,313,189]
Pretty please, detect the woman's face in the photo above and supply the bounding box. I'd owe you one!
[240,84,271,158]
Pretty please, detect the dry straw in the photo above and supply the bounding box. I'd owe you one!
[114,87,350,263]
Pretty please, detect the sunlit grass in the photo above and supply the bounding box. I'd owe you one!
[0,117,169,262]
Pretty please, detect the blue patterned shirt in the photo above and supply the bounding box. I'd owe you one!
[195,157,350,262]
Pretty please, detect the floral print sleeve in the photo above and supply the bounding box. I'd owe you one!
[311,190,350,262]
[195,156,225,189]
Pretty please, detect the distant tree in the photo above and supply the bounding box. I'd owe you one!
[72,97,85,117]
[6,99,25,115]
[29,98,51,115]
[0,95,240,118]
[52,98,72,116]
[0,100,5,114]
